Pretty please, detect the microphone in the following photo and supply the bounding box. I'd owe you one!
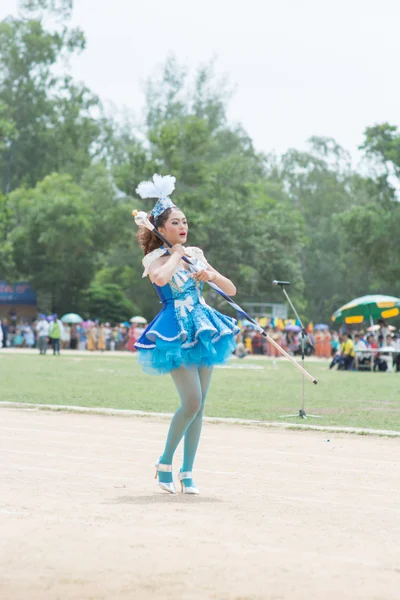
[272,280,291,286]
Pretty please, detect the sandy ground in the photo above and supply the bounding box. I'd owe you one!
[0,407,399,600]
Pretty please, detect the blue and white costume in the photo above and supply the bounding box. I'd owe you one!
[135,246,240,374]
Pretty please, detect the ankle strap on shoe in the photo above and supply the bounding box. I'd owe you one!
[157,462,172,473]
[179,471,192,481]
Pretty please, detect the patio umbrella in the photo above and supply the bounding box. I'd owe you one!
[61,313,83,324]
[332,295,400,325]
[130,316,148,324]
[285,324,301,332]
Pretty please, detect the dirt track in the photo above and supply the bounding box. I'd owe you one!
[1,407,399,600]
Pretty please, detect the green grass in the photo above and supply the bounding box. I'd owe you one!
[1,353,399,431]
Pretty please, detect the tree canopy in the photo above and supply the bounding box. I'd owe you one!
[1,2,399,325]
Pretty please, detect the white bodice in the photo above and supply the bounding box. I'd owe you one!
[142,246,208,289]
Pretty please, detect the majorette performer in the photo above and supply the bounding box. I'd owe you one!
[134,174,240,495]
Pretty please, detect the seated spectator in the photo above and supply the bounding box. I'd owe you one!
[393,335,400,372]
[330,331,340,357]
[235,334,247,358]
[252,331,263,355]
[330,333,355,371]
[354,333,367,370]
[375,335,397,372]
[366,334,378,350]
[243,331,253,354]
[329,334,344,369]
[13,327,24,348]
[341,333,355,370]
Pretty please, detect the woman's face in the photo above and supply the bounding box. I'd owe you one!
[158,209,188,245]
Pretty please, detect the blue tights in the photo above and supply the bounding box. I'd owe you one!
[158,366,213,487]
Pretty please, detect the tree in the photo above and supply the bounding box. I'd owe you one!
[336,202,400,298]
[361,123,400,177]
[82,283,138,324]
[0,193,16,280]
[19,0,73,20]
[10,174,95,313]
[359,123,400,203]
[279,137,368,321]
[111,58,306,315]
[0,7,108,193]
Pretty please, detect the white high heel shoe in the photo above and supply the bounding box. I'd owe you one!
[155,459,176,494]
[178,471,199,495]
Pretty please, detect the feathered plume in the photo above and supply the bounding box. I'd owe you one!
[136,174,176,199]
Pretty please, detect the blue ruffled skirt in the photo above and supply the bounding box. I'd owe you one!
[135,300,240,375]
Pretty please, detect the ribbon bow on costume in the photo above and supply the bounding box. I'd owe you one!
[175,296,194,317]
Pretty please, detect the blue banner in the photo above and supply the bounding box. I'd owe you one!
[0,281,37,305]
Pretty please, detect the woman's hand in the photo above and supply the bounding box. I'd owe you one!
[192,269,216,282]
[168,244,186,259]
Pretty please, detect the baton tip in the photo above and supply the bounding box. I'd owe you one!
[313,379,318,385]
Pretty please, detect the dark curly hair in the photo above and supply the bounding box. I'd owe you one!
[137,207,182,255]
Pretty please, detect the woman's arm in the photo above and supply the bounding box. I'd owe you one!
[193,264,237,296]
[148,245,186,286]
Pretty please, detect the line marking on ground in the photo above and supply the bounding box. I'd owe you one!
[1,402,399,437]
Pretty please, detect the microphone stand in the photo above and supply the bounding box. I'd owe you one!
[273,281,321,420]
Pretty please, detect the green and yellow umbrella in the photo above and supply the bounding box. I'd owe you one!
[332,294,400,325]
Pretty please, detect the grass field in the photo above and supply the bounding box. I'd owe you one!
[1,351,399,430]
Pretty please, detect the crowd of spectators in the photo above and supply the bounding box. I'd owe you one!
[2,312,399,372]
[235,322,332,359]
[329,327,400,373]
[0,314,147,354]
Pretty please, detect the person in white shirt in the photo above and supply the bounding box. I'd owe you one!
[36,315,50,355]
[61,323,71,349]
[354,333,367,350]
[354,333,367,370]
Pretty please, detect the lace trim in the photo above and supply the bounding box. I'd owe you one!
[136,327,236,352]
[145,328,187,342]
[142,248,168,278]
[181,324,236,348]
[135,341,156,349]
[136,326,238,352]
[141,246,208,278]
[186,247,208,267]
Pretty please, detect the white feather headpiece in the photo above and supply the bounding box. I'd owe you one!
[136,174,176,222]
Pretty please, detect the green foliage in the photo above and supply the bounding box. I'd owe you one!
[19,0,73,19]
[112,58,305,313]
[9,174,95,313]
[82,283,137,324]
[1,2,399,325]
[336,202,400,297]
[3,354,400,431]
[279,137,386,321]
[361,123,400,174]
[0,11,104,193]
[0,193,16,279]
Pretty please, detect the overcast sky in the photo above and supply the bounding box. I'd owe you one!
[2,0,400,165]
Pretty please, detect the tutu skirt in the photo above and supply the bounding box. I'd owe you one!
[135,296,240,375]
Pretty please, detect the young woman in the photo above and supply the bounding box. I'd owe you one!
[135,174,239,495]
